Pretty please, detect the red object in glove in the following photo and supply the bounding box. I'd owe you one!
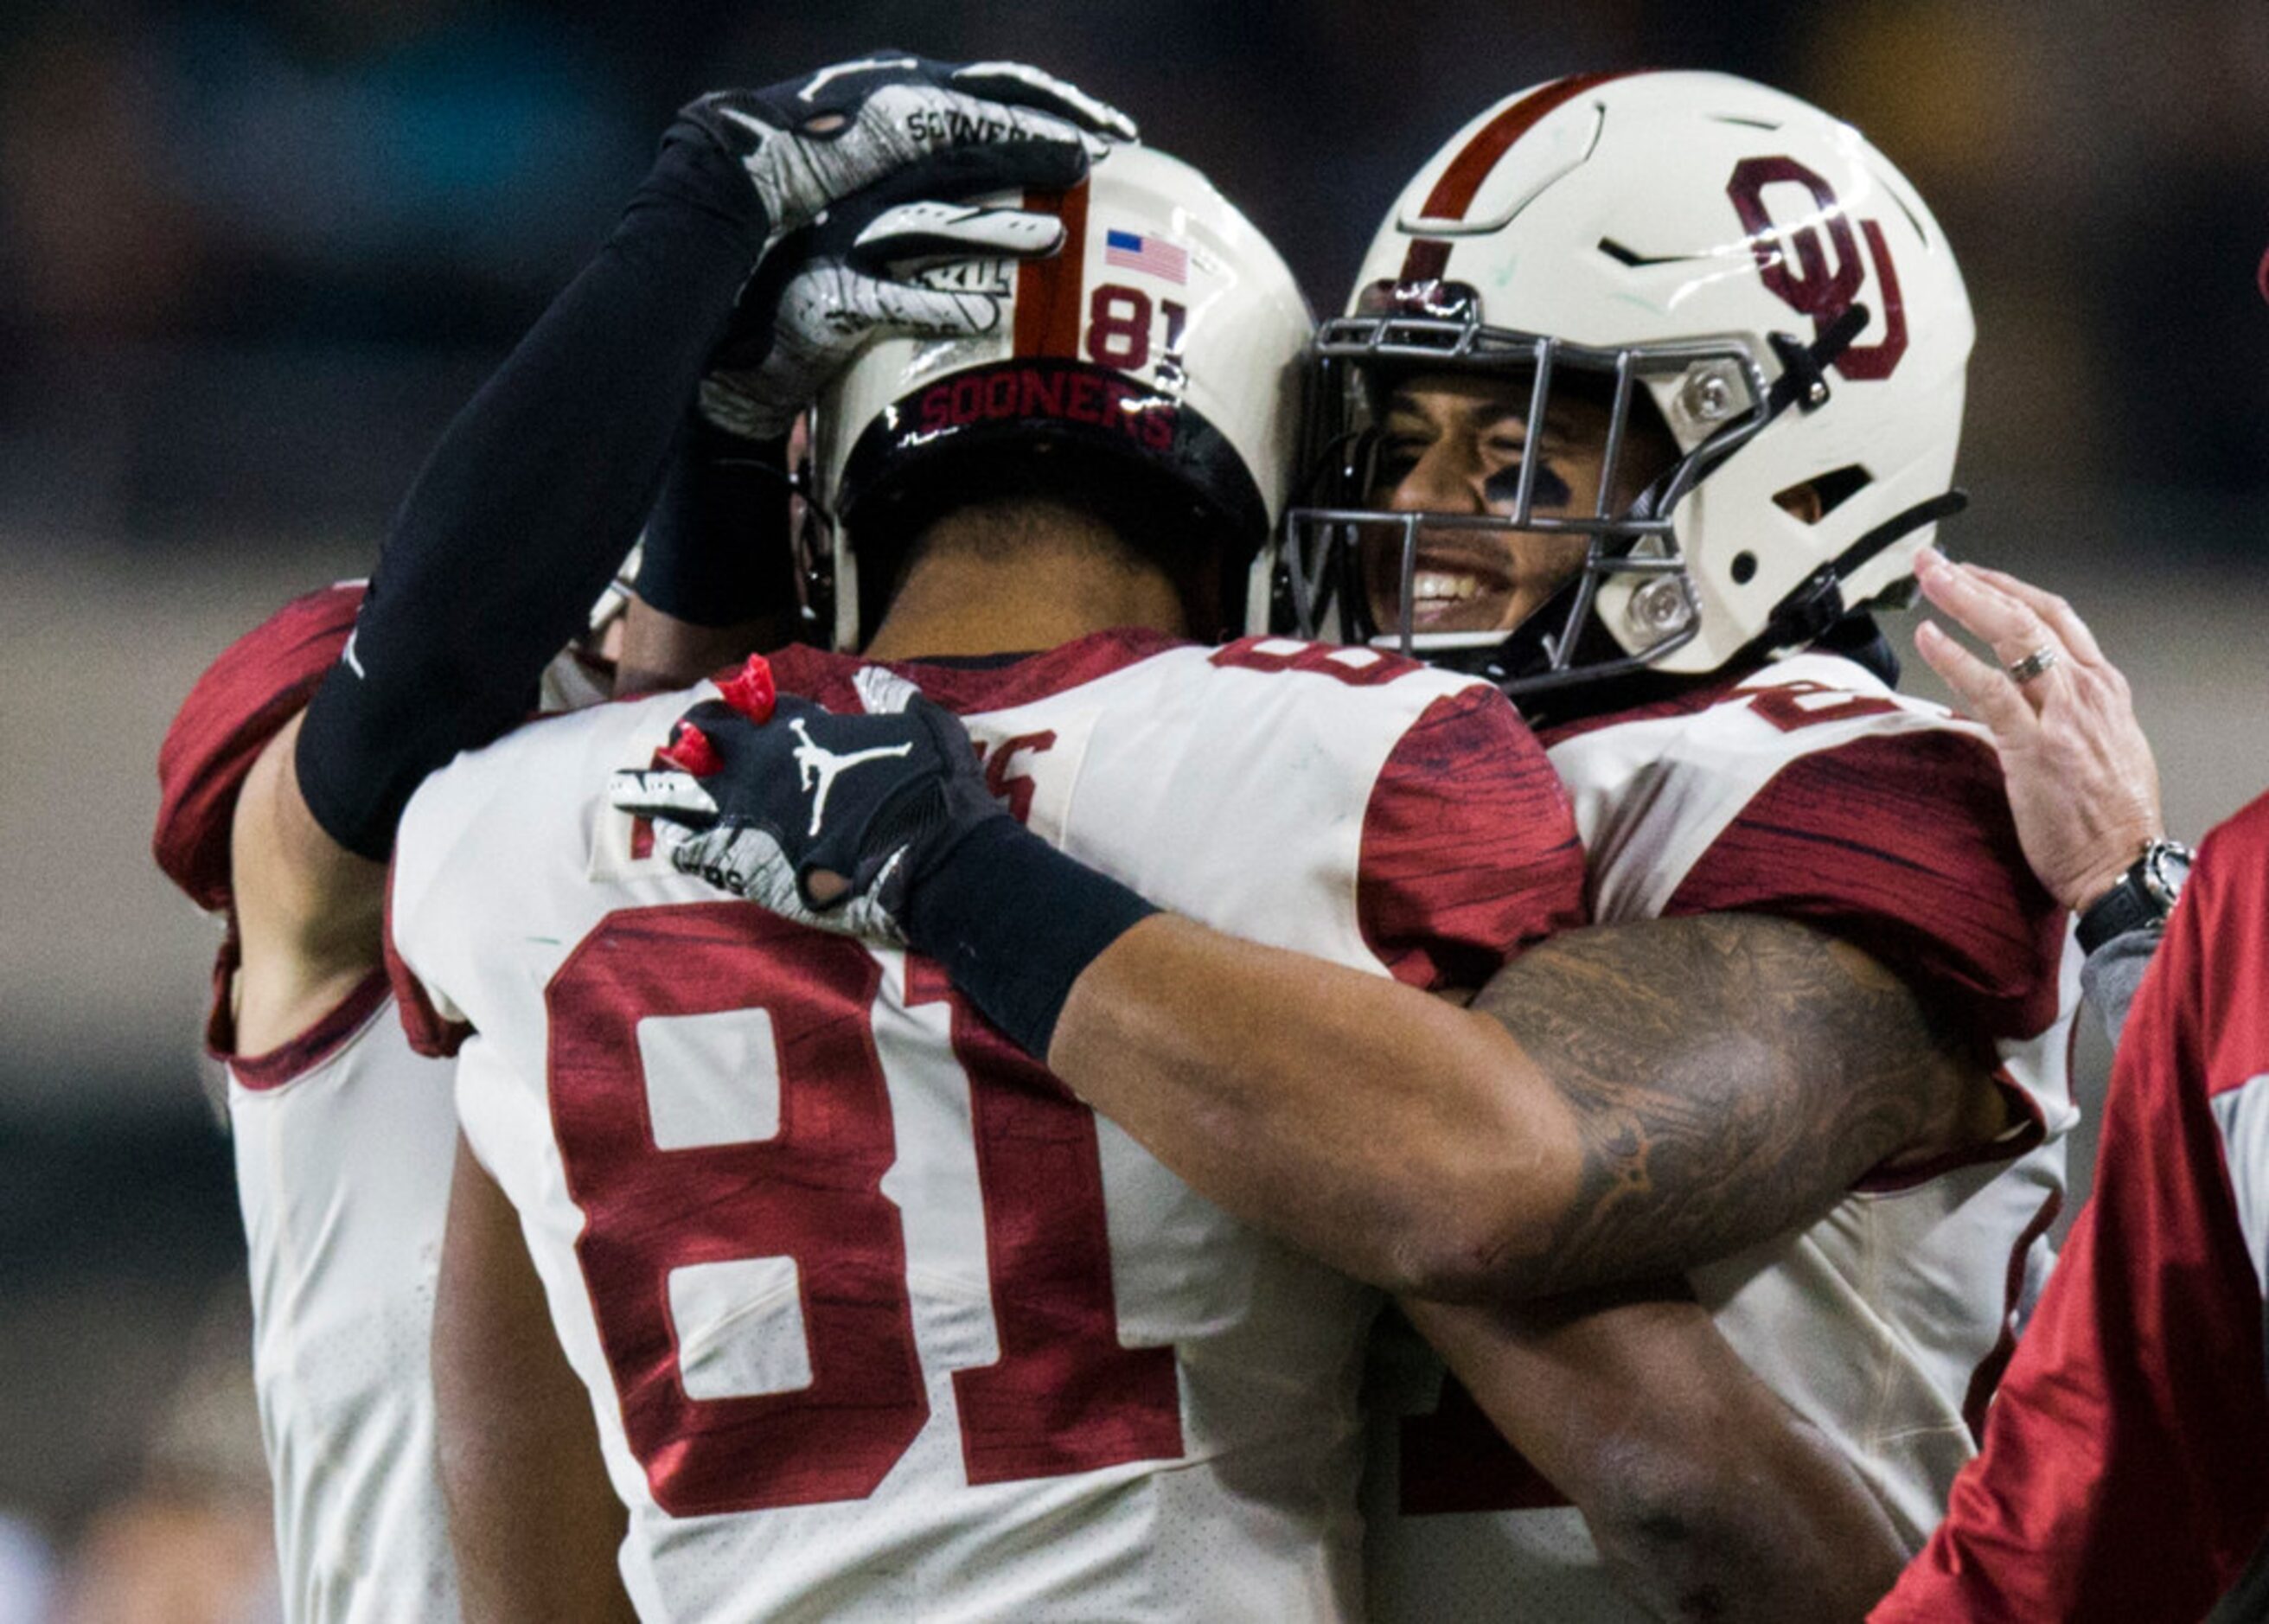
[2259,243,2269,307]
[718,654,778,725]
[658,721,723,778]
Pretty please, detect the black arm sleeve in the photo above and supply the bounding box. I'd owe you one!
[633,416,796,629]
[294,126,764,859]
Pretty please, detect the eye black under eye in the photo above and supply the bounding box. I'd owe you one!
[1482,463,1574,507]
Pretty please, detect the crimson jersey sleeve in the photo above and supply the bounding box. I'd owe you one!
[1665,729,2066,1043]
[1874,794,2269,1623]
[153,583,364,912]
[1360,683,1587,990]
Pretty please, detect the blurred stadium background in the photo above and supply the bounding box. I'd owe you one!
[3,0,2265,1614]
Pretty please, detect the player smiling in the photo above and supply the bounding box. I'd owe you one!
[633,71,2080,1621]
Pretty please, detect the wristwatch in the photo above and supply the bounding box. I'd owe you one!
[2075,838,2194,954]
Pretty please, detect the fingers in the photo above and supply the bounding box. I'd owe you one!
[1912,547,2044,656]
[657,720,723,777]
[1914,618,2037,740]
[1911,547,2069,687]
[904,259,1016,299]
[715,654,777,724]
[948,61,1139,141]
[864,125,1096,204]
[606,769,719,824]
[699,254,1008,444]
[853,201,1065,271]
[961,93,1115,164]
[785,53,925,106]
[853,273,1012,340]
[874,83,1110,166]
[1962,564,2107,668]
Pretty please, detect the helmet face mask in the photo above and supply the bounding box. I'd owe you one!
[1279,70,1974,703]
[805,145,1312,650]
[1286,297,1774,690]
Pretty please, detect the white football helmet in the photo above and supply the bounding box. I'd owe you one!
[1282,69,1973,701]
[805,143,1312,649]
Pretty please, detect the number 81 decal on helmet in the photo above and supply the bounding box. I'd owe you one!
[809,144,1311,652]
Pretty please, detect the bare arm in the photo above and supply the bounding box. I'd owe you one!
[611,415,801,696]
[1405,1289,1907,1621]
[1043,558,2156,1301]
[1467,914,1992,1292]
[227,711,387,1053]
[1049,910,1981,1301]
[614,596,784,697]
[435,1136,636,1624]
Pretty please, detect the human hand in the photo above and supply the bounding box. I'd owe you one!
[1911,547,2162,911]
[675,54,1134,258]
[700,189,1066,442]
[607,655,1007,941]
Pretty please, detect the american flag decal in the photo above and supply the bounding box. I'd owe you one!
[1103,229,1188,285]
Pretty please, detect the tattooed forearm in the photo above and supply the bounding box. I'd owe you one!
[1472,913,1980,1293]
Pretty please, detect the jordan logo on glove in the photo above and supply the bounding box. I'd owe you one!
[610,653,1159,1058]
[607,653,1013,943]
[790,719,913,836]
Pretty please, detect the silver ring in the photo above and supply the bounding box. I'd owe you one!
[2005,645,2060,684]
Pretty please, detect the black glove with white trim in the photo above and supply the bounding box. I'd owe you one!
[701,189,1069,442]
[609,655,1158,1058]
[609,659,1007,943]
[675,53,1134,261]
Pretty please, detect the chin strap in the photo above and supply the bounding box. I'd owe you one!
[1761,487,1971,652]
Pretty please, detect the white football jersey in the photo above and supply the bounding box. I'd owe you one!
[389,630,1585,1624]
[221,981,462,1623]
[1364,651,2080,1621]
[155,583,620,1624]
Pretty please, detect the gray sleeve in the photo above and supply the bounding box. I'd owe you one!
[2079,926,2163,1046]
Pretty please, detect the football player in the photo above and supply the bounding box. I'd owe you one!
[389,139,1614,1622]
[151,54,1122,1624]
[1292,79,2074,1621]
[630,72,2096,1621]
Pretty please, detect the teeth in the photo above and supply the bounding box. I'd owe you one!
[1411,570,1483,603]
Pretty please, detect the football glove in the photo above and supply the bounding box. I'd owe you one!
[608,655,1007,943]
[675,54,1134,260]
[700,192,1067,442]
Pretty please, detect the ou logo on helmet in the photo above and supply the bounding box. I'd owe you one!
[1726,156,1909,381]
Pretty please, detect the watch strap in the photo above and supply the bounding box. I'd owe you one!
[2076,876,2163,956]
[2076,841,2189,955]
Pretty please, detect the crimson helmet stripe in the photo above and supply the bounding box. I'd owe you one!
[1013,177,1090,358]
[1401,239,1452,285]
[1397,69,1646,283]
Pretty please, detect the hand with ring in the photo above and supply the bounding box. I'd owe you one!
[1911,546,2163,913]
